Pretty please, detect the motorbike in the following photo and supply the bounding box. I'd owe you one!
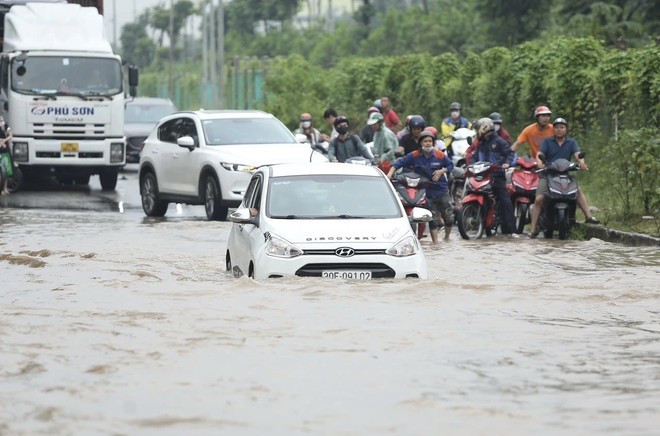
[507,156,539,234]
[445,128,475,216]
[457,161,501,240]
[0,149,22,193]
[537,152,584,240]
[391,171,428,239]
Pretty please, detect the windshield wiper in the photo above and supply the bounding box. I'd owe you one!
[82,91,113,100]
[53,91,89,101]
[270,214,300,219]
[32,94,56,100]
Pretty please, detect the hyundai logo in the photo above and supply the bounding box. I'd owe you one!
[335,247,355,257]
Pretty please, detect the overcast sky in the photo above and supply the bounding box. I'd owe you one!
[103,0,164,45]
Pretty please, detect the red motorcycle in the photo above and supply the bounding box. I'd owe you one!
[392,171,428,239]
[457,161,500,239]
[507,156,539,234]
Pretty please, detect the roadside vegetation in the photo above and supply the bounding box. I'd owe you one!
[119,0,659,237]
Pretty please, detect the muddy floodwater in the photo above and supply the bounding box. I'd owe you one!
[1,171,659,435]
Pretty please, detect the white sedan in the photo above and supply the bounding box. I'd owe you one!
[226,163,432,280]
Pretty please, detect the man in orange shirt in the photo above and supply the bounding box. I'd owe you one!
[511,105,553,158]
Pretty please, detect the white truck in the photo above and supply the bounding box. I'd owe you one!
[0,1,137,190]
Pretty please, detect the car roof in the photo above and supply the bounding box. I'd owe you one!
[126,97,176,106]
[174,110,273,121]
[268,163,383,178]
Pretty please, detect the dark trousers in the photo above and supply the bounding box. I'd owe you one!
[493,177,515,234]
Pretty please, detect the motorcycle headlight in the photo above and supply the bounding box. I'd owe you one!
[386,235,419,257]
[265,234,303,258]
[405,176,420,187]
[221,162,257,172]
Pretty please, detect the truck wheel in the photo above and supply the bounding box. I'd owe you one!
[203,174,228,221]
[100,168,118,191]
[7,167,23,193]
[140,172,168,217]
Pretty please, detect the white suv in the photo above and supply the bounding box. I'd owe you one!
[138,110,327,220]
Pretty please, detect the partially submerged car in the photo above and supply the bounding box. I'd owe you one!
[226,163,432,280]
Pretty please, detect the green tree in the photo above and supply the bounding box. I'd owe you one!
[475,0,553,47]
[120,22,157,68]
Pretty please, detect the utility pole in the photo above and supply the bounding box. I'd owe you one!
[217,0,224,109]
[112,0,117,49]
[168,0,174,98]
[209,0,218,107]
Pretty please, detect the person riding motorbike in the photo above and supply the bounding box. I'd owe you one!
[327,116,374,163]
[474,117,518,237]
[441,102,472,151]
[425,126,445,151]
[367,112,397,172]
[398,115,426,155]
[397,114,420,140]
[511,105,553,158]
[529,117,599,238]
[387,130,454,243]
[293,113,323,148]
[466,112,511,165]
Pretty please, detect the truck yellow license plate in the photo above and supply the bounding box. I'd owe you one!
[61,143,79,152]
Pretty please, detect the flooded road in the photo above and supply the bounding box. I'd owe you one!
[1,168,659,435]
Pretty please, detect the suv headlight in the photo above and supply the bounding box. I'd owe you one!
[386,235,419,257]
[220,162,257,172]
[265,234,303,258]
[110,142,125,163]
[12,142,28,162]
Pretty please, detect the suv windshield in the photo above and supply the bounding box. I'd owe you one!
[267,175,402,219]
[202,117,296,145]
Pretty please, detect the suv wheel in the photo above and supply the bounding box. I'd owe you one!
[203,174,228,221]
[141,172,168,217]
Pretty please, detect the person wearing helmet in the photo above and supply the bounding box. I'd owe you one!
[327,116,374,163]
[380,95,402,133]
[511,105,553,158]
[323,108,339,141]
[397,114,420,140]
[359,106,382,144]
[293,113,323,147]
[398,115,426,155]
[475,117,518,237]
[387,129,454,242]
[529,117,599,238]
[489,112,512,143]
[425,126,446,151]
[441,101,472,151]
[367,112,397,172]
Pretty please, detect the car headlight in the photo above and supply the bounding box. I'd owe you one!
[220,162,257,172]
[265,234,303,258]
[386,235,419,257]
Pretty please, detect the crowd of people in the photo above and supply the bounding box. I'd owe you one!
[293,97,600,241]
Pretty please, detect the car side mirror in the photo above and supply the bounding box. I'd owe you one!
[230,207,256,224]
[177,136,195,151]
[411,207,433,223]
[128,65,139,97]
[294,133,308,143]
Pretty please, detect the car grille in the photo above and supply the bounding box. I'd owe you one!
[303,249,387,256]
[296,263,395,278]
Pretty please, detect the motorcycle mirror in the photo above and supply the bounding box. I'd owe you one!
[578,151,586,159]
[537,152,546,164]
[467,137,472,146]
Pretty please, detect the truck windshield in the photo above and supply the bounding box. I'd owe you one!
[11,56,122,96]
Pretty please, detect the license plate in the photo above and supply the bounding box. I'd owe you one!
[322,271,372,280]
[61,142,79,152]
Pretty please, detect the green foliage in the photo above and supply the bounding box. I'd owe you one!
[596,128,659,219]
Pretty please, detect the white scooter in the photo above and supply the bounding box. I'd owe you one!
[445,128,476,215]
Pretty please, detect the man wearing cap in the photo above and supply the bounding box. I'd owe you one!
[359,106,382,144]
[387,130,454,242]
[529,117,599,238]
[511,105,554,158]
[367,112,398,173]
[327,116,374,163]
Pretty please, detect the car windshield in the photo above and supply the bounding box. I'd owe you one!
[202,117,296,145]
[125,102,177,124]
[267,174,402,219]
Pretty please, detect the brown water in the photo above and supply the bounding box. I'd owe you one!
[1,206,659,435]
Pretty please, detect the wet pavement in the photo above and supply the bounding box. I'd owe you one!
[1,166,659,435]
